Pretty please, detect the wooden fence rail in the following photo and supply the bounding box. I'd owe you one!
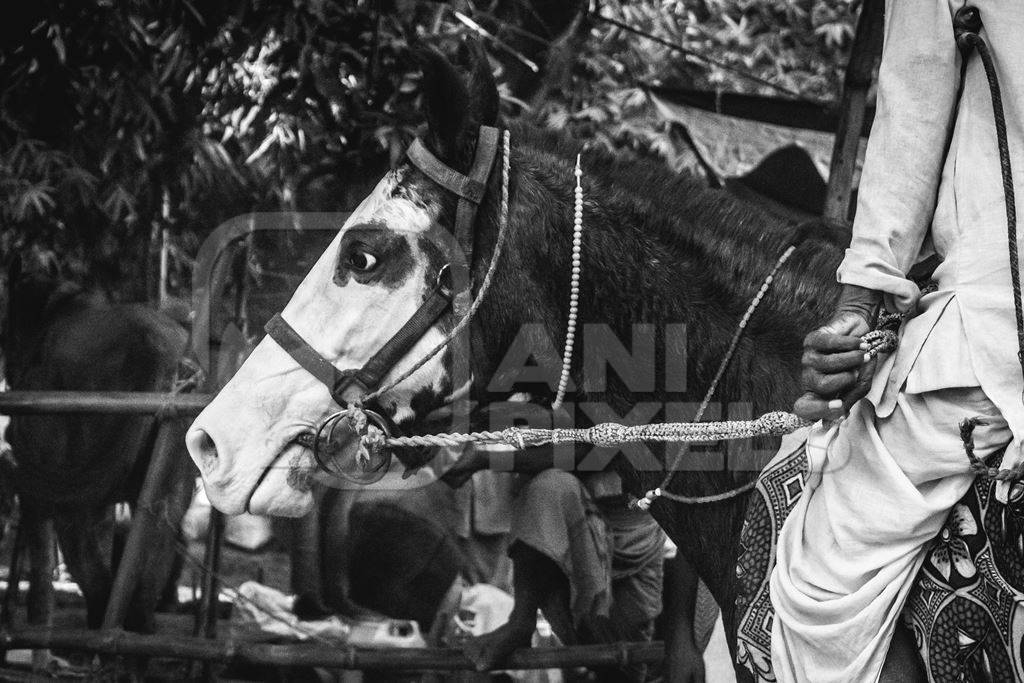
[0,628,664,671]
[0,391,667,672]
[0,391,213,416]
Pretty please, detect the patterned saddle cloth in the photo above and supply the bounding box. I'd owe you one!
[735,438,1024,682]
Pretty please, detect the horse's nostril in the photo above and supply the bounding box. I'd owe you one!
[186,427,219,468]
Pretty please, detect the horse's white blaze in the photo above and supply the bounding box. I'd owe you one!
[187,173,451,517]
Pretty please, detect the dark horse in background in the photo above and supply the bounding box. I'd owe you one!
[185,48,928,680]
[3,257,195,632]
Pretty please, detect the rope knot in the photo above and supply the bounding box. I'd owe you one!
[500,427,527,450]
[954,6,983,53]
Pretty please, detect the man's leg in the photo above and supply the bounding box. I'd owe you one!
[464,469,607,671]
[584,506,665,682]
[463,542,576,670]
[771,388,1009,682]
[663,554,708,683]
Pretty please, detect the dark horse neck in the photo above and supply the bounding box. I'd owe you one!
[462,123,846,627]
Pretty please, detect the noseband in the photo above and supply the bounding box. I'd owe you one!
[264,126,503,479]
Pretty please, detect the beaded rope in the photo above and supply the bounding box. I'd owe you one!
[552,154,585,411]
[552,155,585,411]
[635,245,797,510]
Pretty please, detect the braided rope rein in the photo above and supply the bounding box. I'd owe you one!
[635,245,796,509]
[382,410,811,450]
[340,141,910,505]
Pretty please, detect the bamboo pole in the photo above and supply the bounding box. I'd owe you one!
[191,508,225,680]
[195,509,225,640]
[101,422,186,630]
[0,392,212,416]
[0,628,665,671]
[823,0,884,224]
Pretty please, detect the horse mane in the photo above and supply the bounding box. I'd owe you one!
[503,120,845,396]
[508,121,845,297]
[460,123,849,606]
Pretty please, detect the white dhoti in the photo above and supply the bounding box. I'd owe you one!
[769,297,1013,682]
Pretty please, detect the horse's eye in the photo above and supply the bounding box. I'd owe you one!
[348,249,379,272]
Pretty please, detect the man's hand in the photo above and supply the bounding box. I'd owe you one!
[794,285,882,421]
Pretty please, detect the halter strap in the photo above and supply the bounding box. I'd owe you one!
[407,127,500,272]
[406,127,500,203]
[407,126,501,413]
[265,314,347,399]
[265,277,452,405]
[407,139,487,202]
[266,126,501,409]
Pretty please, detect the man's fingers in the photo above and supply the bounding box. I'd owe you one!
[801,367,858,397]
[841,356,879,412]
[794,393,844,421]
[803,329,866,353]
[803,348,868,373]
[796,357,880,421]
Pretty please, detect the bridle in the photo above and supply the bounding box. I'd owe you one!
[264,125,504,481]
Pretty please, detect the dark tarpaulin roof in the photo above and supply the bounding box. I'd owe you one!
[643,85,875,136]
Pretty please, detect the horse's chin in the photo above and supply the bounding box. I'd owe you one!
[245,443,316,517]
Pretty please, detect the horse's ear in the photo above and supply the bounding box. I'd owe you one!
[416,46,470,165]
[464,39,499,130]
[415,42,499,171]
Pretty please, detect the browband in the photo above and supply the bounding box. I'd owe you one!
[406,126,500,204]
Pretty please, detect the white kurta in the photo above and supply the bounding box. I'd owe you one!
[839,0,1024,467]
[771,0,1024,679]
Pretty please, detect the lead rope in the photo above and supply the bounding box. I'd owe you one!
[348,140,904,496]
[955,8,1024,405]
[634,245,797,510]
[952,8,1024,487]
[552,154,793,505]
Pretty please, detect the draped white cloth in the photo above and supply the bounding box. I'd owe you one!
[770,379,1008,680]
[769,0,1024,678]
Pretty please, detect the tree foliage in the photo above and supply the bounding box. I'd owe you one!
[542,0,858,168]
[0,0,859,297]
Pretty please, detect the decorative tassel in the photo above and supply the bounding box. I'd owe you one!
[633,488,662,511]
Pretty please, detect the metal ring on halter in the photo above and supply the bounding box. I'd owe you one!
[312,408,393,484]
[434,263,452,294]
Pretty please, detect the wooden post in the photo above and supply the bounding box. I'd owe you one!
[101,420,183,630]
[191,508,224,680]
[824,0,885,224]
[192,509,224,639]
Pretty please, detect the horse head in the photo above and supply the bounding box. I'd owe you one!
[186,46,504,516]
